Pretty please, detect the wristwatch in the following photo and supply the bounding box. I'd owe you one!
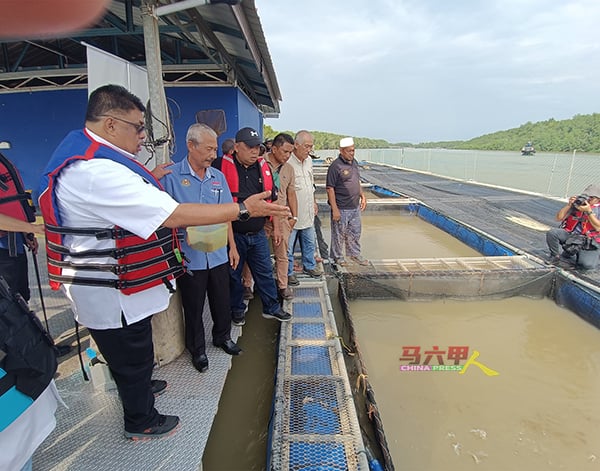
[237,202,251,221]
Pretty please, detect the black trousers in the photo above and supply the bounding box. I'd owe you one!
[88,316,159,432]
[177,262,231,356]
[0,249,30,301]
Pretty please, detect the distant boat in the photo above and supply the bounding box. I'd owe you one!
[521,142,536,156]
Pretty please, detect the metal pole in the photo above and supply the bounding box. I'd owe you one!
[141,1,171,165]
[547,153,559,197]
[28,236,71,356]
[565,149,577,199]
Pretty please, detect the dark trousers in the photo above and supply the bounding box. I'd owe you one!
[88,316,158,432]
[0,249,30,301]
[230,230,280,316]
[177,262,231,355]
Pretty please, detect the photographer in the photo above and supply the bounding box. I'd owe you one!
[546,184,600,269]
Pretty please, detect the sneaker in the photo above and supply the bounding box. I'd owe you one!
[302,267,323,278]
[288,274,299,286]
[262,308,292,322]
[124,414,180,441]
[151,379,167,397]
[243,286,254,300]
[278,287,294,300]
[232,316,246,326]
[350,255,370,266]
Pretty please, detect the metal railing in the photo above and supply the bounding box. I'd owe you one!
[318,148,600,200]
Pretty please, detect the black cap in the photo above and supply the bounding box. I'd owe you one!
[235,127,262,147]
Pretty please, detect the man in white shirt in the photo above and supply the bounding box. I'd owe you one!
[38,85,289,440]
[287,130,322,286]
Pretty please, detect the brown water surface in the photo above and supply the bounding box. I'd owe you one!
[318,211,480,259]
[205,210,582,471]
[350,297,600,470]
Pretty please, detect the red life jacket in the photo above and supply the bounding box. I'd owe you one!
[220,154,273,202]
[38,130,185,295]
[0,152,35,223]
[561,204,600,242]
[0,152,36,256]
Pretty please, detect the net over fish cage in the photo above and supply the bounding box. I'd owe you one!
[341,256,554,301]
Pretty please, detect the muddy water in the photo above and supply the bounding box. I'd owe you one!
[202,302,279,471]
[204,210,600,471]
[350,297,600,471]
[202,212,476,469]
[317,211,481,259]
[338,212,600,470]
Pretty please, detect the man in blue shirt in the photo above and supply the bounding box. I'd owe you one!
[161,123,242,373]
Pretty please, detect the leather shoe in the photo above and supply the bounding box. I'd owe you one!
[278,287,294,300]
[213,339,242,355]
[288,274,300,286]
[124,414,180,441]
[192,353,209,373]
[151,379,167,396]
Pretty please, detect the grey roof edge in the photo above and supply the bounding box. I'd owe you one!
[233,0,281,115]
[0,0,282,115]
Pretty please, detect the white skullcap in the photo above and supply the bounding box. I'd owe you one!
[340,137,354,148]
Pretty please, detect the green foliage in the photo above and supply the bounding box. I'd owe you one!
[415,113,600,152]
[263,124,393,150]
[266,113,600,152]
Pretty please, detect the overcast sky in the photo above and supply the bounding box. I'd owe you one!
[256,0,600,144]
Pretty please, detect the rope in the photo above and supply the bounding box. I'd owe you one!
[336,271,396,471]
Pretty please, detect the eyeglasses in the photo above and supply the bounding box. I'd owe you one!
[100,115,146,134]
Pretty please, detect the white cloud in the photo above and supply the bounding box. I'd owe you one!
[258,0,600,143]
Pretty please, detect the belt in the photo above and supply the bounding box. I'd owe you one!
[237,231,260,236]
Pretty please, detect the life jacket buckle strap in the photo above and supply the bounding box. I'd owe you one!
[95,228,129,240]
[112,265,128,275]
[94,229,113,240]
[112,248,127,259]
[114,280,128,290]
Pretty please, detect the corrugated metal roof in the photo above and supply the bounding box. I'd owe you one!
[0,0,281,115]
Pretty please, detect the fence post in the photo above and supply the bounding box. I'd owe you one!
[565,149,577,199]
[547,153,558,197]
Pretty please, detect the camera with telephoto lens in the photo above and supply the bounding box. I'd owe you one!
[574,194,589,207]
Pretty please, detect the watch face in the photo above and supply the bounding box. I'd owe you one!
[238,202,251,221]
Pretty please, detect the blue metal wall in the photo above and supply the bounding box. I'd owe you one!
[167,86,263,162]
[0,89,88,199]
[0,86,264,198]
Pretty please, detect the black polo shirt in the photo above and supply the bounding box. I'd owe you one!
[230,157,267,234]
[325,155,362,209]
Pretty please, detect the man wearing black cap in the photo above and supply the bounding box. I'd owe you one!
[546,184,600,269]
[216,127,292,324]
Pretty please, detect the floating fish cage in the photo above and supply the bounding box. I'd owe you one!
[308,183,600,471]
[341,256,554,301]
